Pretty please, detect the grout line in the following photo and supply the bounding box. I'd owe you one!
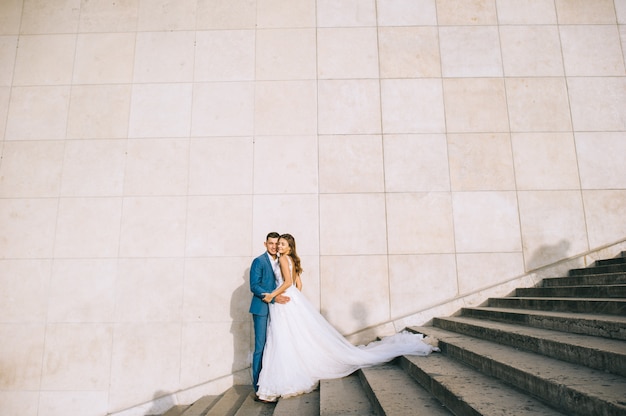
[494,0,526,276]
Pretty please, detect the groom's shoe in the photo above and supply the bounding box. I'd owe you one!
[254,396,276,404]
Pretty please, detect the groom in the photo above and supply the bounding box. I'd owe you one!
[249,232,289,400]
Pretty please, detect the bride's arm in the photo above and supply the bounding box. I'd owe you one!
[263,256,293,302]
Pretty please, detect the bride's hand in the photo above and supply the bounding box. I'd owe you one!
[263,293,273,303]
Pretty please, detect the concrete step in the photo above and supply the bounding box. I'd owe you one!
[542,272,626,287]
[233,391,276,416]
[487,296,626,315]
[179,395,219,416]
[320,373,375,415]
[569,263,626,276]
[398,354,567,416]
[516,284,626,298]
[204,385,254,416]
[596,256,626,267]
[409,326,626,416]
[433,316,626,376]
[273,390,319,416]
[460,306,626,340]
[162,405,189,416]
[359,363,452,416]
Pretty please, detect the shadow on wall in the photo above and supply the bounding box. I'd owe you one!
[144,390,174,416]
[351,302,369,331]
[527,239,571,271]
[231,267,251,381]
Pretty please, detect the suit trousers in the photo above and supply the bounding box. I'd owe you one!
[252,313,269,391]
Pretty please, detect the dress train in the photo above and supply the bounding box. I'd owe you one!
[257,284,438,401]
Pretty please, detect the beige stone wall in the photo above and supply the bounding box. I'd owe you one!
[1,1,625,415]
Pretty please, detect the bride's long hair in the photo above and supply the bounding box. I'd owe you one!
[279,233,303,276]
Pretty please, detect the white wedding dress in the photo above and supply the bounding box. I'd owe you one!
[256,258,438,401]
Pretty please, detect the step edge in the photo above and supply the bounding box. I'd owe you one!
[463,306,626,322]
[434,316,626,350]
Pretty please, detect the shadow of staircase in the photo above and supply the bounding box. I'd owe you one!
[157,252,626,416]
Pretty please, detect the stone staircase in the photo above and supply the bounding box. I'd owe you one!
[157,252,626,416]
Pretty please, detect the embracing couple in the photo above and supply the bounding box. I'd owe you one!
[249,232,439,403]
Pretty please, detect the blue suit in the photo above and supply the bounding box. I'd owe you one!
[249,252,277,391]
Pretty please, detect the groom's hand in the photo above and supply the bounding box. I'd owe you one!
[274,294,290,304]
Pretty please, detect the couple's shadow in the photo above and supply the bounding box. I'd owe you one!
[230,267,252,383]
[144,390,174,415]
[145,268,251,415]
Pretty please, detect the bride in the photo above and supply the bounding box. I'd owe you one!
[256,233,439,402]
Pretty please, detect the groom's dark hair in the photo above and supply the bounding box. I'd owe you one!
[266,232,280,240]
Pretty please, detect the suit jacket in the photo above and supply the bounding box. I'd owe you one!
[249,252,277,316]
